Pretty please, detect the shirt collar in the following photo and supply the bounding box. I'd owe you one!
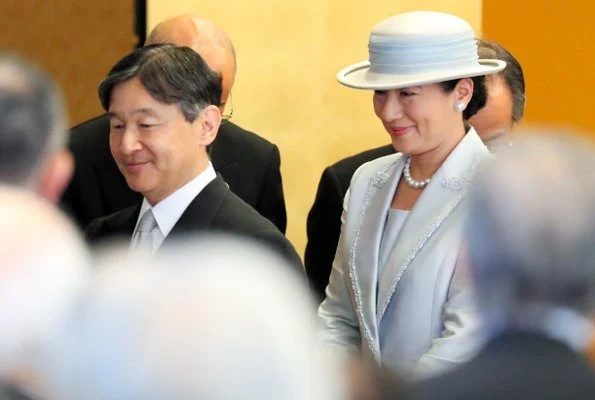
[136,162,217,238]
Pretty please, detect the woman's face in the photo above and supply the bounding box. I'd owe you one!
[373,82,467,156]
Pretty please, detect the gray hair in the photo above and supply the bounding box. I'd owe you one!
[466,131,595,328]
[0,54,67,186]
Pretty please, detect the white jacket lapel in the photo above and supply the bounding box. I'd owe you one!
[350,154,403,360]
[376,129,489,322]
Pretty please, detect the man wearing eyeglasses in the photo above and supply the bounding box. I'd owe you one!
[61,15,287,234]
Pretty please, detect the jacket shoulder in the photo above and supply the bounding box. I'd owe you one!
[350,152,403,188]
[215,190,278,232]
[215,122,277,156]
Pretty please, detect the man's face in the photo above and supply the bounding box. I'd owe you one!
[467,74,515,142]
[108,78,205,205]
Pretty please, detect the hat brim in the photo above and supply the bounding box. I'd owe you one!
[337,59,506,90]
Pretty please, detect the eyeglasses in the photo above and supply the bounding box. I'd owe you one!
[221,92,234,122]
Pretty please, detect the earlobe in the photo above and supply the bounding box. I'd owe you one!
[454,100,466,112]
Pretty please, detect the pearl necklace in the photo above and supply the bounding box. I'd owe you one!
[403,156,431,189]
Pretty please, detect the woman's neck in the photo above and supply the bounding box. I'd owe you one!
[408,125,466,180]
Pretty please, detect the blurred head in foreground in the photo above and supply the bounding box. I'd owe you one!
[466,130,595,346]
[49,235,343,400]
[0,54,73,202]
[0,187,89,393]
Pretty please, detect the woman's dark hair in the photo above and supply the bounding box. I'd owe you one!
[439,75,487,120]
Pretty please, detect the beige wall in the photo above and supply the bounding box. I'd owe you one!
[0,1,136,126]
[148,1,481,256]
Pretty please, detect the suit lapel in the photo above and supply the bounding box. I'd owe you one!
[103,204,141,237]
[376,129,489,322]
[162,176,228,245]
[350,154,403,361]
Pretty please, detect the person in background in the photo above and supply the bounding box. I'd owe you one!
[411,132,595,399]
[305,39,525,302]
[62,15,287,233]
[318,11,505,378]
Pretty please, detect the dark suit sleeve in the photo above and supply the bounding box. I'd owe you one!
[304,166,346,302]
[60,130,97,230]
[255,144,287,234]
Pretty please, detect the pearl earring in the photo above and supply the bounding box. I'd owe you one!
[454,100,466,112]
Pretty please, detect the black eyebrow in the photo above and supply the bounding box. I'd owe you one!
[107,109,158,119]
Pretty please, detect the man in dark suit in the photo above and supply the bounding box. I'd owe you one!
[408,133,595,399]
[305,145,393,298]
[62,15,286,233]
[85,44,302,273]
[305,40,526,301]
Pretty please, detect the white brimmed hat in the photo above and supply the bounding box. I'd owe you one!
[337,11,506,90]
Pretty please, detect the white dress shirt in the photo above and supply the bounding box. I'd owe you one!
[131,163,217,254]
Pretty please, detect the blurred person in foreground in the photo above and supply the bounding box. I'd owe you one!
[0,187,90,399]
[62,15,287,233]
[318,11,505,379]
[410,132,595,399]
[0,54,72,202]
[47,235,343,400]
[305,39,525,302]
[84,44,302,272]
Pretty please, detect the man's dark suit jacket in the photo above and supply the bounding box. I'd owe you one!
[0,387,34,400]
[85,176,303,274]
[304,144,394,301]
[61,115,287,233]
[409,332,595,400]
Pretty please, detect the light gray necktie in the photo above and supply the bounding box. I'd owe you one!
[132,209,157,253]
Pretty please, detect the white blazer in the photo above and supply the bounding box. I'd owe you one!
[318,129,489,379]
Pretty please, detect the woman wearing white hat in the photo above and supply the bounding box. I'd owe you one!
[318,11,506,379]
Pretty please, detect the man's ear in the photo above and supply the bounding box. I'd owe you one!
[197,105,221,147]
[36,149,74,203]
